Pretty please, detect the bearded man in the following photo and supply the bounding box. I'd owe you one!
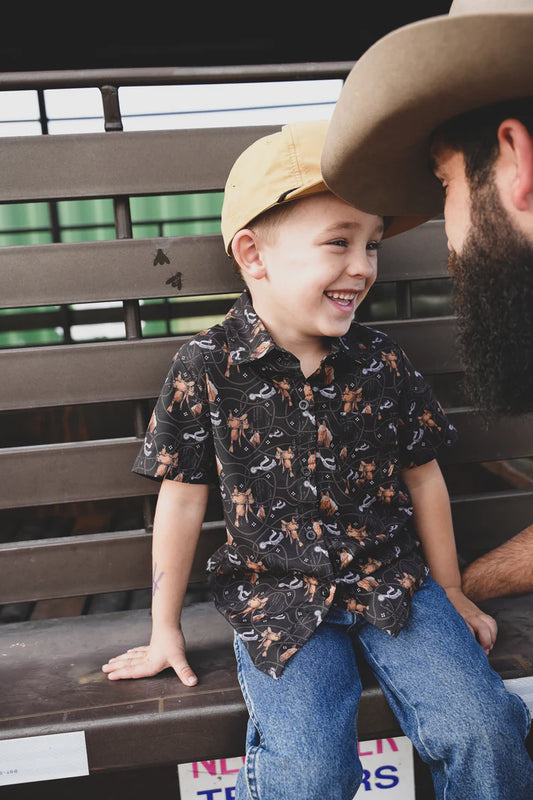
[322,0,533,418]
[321,1,533,608]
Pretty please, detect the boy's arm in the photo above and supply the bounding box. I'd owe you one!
[102,478,209,685]
[401,459,498,655]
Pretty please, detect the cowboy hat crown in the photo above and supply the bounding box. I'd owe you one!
[321,0,533,222]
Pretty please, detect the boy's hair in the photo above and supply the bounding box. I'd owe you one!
[431,97,533,190]
[230,196,309,278]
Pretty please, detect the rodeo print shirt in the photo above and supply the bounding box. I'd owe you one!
[133,290,458,678]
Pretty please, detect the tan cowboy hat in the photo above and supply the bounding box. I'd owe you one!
[321,0,533,224]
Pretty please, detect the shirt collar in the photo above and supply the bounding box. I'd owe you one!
[222,290,383,367]
[222,291,277,365]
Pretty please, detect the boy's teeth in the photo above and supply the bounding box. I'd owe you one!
[327,292,355,301]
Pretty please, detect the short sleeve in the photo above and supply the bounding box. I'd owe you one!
[396,348,458,469]
[132,341,216,484]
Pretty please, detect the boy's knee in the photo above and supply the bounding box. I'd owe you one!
[421,686,529,761]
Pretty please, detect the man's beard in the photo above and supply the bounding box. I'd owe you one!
[448,178,533,417]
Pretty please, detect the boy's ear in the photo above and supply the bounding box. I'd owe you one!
[231,229,267,280]
[497,118,533,213]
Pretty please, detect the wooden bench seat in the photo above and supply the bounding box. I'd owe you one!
[2,594,533,772]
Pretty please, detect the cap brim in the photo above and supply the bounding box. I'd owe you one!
[322,12,533,219]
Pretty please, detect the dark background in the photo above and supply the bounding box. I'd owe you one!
[2,4,451,72]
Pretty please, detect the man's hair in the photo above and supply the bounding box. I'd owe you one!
[431,97,533,189]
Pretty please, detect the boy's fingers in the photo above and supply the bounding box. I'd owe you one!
[474,614,498,655]
[172,660,198,687]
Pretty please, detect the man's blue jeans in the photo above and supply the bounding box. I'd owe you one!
[233,576,533,799]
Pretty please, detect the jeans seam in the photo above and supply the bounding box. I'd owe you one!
[513,692,532,737]
[234,634,266,740]
[234,634,264,800]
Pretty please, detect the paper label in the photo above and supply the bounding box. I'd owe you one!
[0,731,89,785]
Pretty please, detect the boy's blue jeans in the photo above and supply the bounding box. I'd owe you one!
[233,576,533,799]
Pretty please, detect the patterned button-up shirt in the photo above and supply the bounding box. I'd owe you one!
[133,290,457,678]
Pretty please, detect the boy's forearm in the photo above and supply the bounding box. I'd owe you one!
[401,460,462,591]
[150,479,209,629]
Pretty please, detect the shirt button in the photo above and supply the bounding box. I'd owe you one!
[305,528,317,541]
[299,400,309,410]
[319,585,330,599]
[302,467,312,477]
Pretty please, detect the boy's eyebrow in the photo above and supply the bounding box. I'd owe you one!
[322,219,385,237]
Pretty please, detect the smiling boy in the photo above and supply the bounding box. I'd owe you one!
[103,121,532,799]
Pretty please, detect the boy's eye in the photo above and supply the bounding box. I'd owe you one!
[367,240,382,252]
[329,238,348,248]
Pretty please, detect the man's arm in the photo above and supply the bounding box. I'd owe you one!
[102,478,209,685]
[461,524,533,602]
[401,459,497,654]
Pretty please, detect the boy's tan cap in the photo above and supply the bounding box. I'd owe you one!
[221,120,329,254]
[222,120,429,254]
[321,0,533,222]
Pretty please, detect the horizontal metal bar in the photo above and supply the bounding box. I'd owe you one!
[452,490,533,557]
[440,410,533,465]
[0,221,449,310]
[0,338,185,409]
[0,62,354,91]
[1,490,531,605]
[0,126,276,203]
[376,316,460,373]
[0,522,225,604]
[0,317,461,411]
[1,411,531,509]
[378,219,448,281]
[0,235,241,309]
[0,437,146,509]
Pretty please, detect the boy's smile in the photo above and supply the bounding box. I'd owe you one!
[237,192,382,374]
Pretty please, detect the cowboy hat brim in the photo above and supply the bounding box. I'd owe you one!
[321,12,533,222]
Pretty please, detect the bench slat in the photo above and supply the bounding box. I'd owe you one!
[0,220,449,310]
[0,317,461,411]
[1,492,530,605]
[0,236,240,309]
[379,219,448,280]
[0,127,276,203]
[1,413,531,508]
[0,523,224,604]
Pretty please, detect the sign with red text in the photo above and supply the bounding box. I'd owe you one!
[177,736,415,798]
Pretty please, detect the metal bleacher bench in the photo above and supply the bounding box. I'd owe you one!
[0,64,532,795]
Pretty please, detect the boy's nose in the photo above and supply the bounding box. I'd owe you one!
[346,255,375,280]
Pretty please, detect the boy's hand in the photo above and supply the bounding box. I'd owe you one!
[101,626,198,686]
[445,586,498,656]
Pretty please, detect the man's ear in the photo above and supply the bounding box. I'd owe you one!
[497,118,533,212]
[231,229,267,281]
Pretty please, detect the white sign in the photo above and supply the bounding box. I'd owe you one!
[178,736,415,799]
[504,676,533,714]
[0,731,89,786]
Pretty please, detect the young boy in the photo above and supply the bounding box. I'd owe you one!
[102,121,533,799]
